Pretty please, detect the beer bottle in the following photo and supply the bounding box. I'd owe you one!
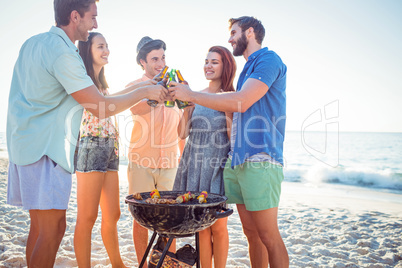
[148,73,170,107]
[164,70,176,107]
[175,70,189,109]
[147,66,169,107]
[153,66,169,82]
[159,72,170,88]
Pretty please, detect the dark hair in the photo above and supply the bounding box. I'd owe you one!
[136,38,166,70]
[208,46,236,92]
[54,0,98,27]
[228,16,265,44]
[78,32,108,90]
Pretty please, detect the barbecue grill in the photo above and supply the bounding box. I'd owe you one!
[126,191,233,268]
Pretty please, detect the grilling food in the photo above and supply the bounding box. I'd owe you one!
[141,190,210,204]
[175,193,188,204]
[197,191,208,203]
[132,192,143,200]
[125,190,233,237]
[176,192,196,204]
[145,198,177,204]
[150,189,161,199]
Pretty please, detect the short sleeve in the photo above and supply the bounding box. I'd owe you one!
[249,54,280,89]
[53,53,94,94]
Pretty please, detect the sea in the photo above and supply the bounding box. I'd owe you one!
[1,131,402,193]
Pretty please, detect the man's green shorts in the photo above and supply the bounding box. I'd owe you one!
[223,158,284,211]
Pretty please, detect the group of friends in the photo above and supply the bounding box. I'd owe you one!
[6,0,288,267]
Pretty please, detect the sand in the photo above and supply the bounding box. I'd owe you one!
[0,157,401,267]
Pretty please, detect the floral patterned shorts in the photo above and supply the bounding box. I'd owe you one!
[75,136,119,173]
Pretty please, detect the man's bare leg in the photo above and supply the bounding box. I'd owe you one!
[26,211,39,267]
[133,221,149,268]
[28,209,66,268]
[237,204,289,268]
[237,204,269,267]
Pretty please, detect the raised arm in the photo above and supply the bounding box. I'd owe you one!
[109,79,156,96]
[122,81,157,115]
[71,83,167,119]
[169,78,268,113]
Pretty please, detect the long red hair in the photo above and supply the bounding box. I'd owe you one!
[208,46,236,92]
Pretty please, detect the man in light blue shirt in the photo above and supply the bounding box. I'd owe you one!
[169,16,288,267]
[6,0,168,266]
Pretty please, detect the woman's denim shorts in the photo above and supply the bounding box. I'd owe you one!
[75,136,119,173]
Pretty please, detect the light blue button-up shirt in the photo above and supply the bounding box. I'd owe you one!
[7,26,93,173]
[231,47,287,168]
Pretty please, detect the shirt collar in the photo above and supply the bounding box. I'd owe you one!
[49,26,79,52]
[247,47,268,61]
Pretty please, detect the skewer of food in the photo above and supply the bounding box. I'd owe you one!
[176,192,197,204]
[197,191,208,203]
[134,190,210,204]
[150,189,161,199]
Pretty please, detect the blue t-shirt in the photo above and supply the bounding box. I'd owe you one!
[231,47,287,167]
[7,26,94,173]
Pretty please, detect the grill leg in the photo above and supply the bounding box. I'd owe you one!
[195,232,200,268]
[155,237,174,268]
[139,231,158,268]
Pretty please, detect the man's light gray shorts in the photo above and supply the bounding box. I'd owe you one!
[7,155,72,210]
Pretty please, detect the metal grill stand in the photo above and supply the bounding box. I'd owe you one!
[139,232,200,268]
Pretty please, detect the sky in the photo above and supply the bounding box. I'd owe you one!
[1,0,402,134]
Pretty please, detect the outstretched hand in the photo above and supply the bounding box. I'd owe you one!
[168,81,193,102]
[146,84,168,102]
[138,79,157,87]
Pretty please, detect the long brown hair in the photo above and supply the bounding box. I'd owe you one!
[78,32,109,90]
[208,46,236,92]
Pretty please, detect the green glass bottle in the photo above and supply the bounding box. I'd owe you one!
[175,70,189,109]
[147,66,169,107]
[164,69,176,107]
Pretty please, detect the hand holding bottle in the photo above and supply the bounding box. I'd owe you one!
[168,81,193,103]
[164,91,175,104]
[164,70,176,107]
[174,70,189,109]
[147,66,169,107]
[144,84,168,103]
